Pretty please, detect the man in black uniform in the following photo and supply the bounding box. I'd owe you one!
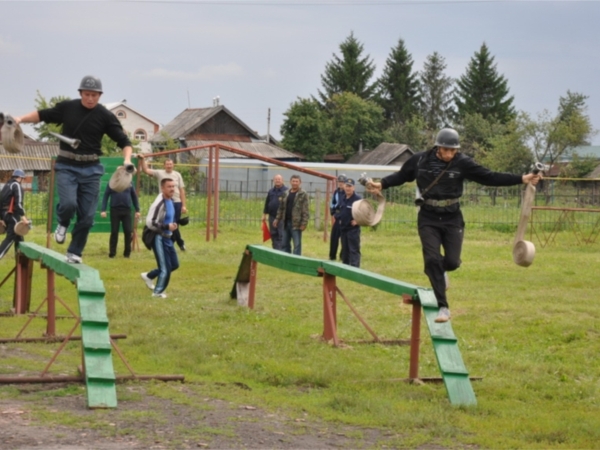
[329,174,346,260]
[262,174,288,250]
[335,177,362,268]
[0,169,29,260]
[16,75,133,263]
[368,128,541,323]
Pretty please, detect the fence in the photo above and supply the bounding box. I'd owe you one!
[19,160,600,233]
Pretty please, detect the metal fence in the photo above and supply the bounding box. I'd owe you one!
[22,162,600,235]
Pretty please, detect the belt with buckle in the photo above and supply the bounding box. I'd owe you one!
[424,198,459,207]
[58,149,100,162]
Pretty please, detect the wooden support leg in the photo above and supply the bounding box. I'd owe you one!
[46,269,56,337]
[248,259,257,310]
[322,273,338,345]
[403,294,421,381]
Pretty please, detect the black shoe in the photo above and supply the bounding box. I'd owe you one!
[124,254,130,258]
[108,254,115,258]
[179,244,186,251]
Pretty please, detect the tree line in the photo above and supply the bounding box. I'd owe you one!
[280,32,596,177]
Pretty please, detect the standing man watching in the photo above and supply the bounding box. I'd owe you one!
[273,174,309,255]
[139,156,187,251]
[367,128,541,323]
[335,177,362,268]
[100,182,140,258]
[15,75,133,263]
[262,174,287,250]
[140,178,179,299]
[0,169,29,260]
[329,174,346,261]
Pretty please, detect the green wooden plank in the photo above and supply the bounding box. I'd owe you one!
[322,261,419,297]
[247,246,322,277]
[422,309,457,340]
[432,341,469,375]
[443,374,477,406]
[84,351,116,381]
[77,273,105,295]
[78,296,109,323]
[81,323,112,351]
[86,380,118,409]
[416,288,438,308]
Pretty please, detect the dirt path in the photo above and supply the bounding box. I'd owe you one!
[0,383,405,450]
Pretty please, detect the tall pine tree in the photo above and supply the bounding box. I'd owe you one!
[318,32,376,104]
[454,43,515,124]
[376,38,420,125]
[418,52,455,130]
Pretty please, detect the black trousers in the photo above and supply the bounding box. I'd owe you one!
[0,214,23,260]
[109,208,133,257]
[268,214,284,250]
[329,219,342,260]
[341,226,361,268]
[418,216,464,308]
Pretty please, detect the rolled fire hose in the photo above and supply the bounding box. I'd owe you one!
[108,164,137,193]
[1,114,24,154]
[513,163,543,267]
[352,175,386,227]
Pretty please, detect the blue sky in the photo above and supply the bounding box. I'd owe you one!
[1,0,599,144]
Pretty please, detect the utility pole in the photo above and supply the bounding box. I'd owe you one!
[266,108,271,143]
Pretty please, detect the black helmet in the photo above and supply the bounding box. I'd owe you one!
[178,216,190,226]
[434,128,460,149]
[78,75,103,93]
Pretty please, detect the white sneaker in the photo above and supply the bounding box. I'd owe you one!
[54,224,67,244]
[65,252,82,264]
[435,307,451,323]
[152,292,167,298]
[140,272,155,290]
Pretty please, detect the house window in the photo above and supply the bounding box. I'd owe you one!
[116,110,126,119]
[134,129,147,141]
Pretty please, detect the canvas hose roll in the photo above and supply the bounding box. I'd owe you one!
[513,183,536,266]
[108,164,137,193]
[15,220,31,237]
[1,114,24,154]
[352,173,386,227]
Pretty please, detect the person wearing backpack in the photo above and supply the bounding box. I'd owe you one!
[0,169,29,259]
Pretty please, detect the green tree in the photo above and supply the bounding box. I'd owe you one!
[318,32,377,103]
[560,153,598,178]
[457,113,507,159]
[325,92,385,161]
[477,120,533,175]
[280,98,329,162]
[33,90,70,140]
[521,91,595,168]
[454,43,515,124]
[376,38,420,125]
[384,115,433,152]
[418,52,455,130]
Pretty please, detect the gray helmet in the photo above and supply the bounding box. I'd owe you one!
[337,174,347,182]
[78,75,103,93]
[12,169,25,178]
[434,128,460,149]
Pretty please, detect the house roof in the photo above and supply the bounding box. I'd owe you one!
[185,140,299,161]
[105,101,161,126]
[346,143,413,165]
[151,106,261,143]
[0,139,59,171]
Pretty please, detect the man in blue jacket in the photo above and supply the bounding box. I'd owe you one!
[100,183,140,258]
[335,178,362,268]
[329,174,346,260]
[262,174,287,250]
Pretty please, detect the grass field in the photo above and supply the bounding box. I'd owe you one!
[0,222,599,449]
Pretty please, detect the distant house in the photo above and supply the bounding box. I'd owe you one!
[150,105,300,162]
[346,143,414,166]
[105,100,161,153]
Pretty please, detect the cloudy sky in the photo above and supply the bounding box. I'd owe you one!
[1,0,599,144]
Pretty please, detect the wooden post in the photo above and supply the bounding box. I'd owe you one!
[322,273,338,345]
[248,259,257,310]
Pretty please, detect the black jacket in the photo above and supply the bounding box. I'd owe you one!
[0,178,25,218]
[381,149,523,217]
